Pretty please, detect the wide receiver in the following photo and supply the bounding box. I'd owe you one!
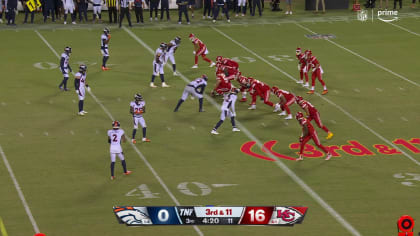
[101,28,111,71]
[296,112,331,161]
[130,93,151,143]
[296,48,309,87]
[296,96,333,139]
[307,51,328,95]
[189,33,216,68]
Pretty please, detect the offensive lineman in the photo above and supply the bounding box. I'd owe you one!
[101,28,111,71]
[62,0,76,24]
[150,43,170,88]
[211,88,241,135]
[107,120,132,180]
[166,36,181,76]
[130,93,151,143]
[74,64,91,116]
[58,46,72,91]
[174,74,208,112]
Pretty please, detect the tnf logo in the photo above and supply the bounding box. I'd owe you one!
[277,209,295,222]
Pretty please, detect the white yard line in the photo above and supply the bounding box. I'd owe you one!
[35,30,203,236]
[124,27,362,236]
[0,145,40,234]
[294,23,420,88]
[386,22,420,36]
[211,26,420,166]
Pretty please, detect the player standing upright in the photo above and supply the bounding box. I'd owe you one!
[58,46,72,91]
[247,79,274,110]
[271,87,296,120]
[296,96,333,139]
[166,36,181,76]
[92,0,103,22]
[74,64,91,116]
[211,88,241,135]
[307,51,328,95]
[130,93,151,143]
[296,48,309,87]
[150,43,170,88]
[107,120,132,180]
[174,74,208,112]
[189,34,216,69]
[62,0,76,24]
[295,112,331,161]
[101,28,111,71]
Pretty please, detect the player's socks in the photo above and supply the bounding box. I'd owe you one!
[194,55,199,65]
[64,14,67,22]
[160,74,165,82]
[62,77,69,89]
[174,99,184,112]
[230,117,236,127]
[198,98,203,111]
[172,64,176,72]
[142,127,147,138]
[151,75,156,82]
[110,162,115,177]
[132,129,137,139]
[78,100,83,112]
[103,56,109,67]
[214,120,224,130]
[99,14,101,20]
[121,160,128,173]
[202,56,212,63]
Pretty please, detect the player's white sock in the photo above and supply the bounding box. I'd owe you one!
[323,85,327,90]
[311,86,315,90]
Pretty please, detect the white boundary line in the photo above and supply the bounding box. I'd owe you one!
[211,26,420,167]
[386,22,420,36]
[0,145,40,234]
[123,27,363,236]
[34,30,204,236]
[294,23,420,88]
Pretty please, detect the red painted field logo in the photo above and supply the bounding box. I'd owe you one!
[397,215,414,236]
[241,138,420,161]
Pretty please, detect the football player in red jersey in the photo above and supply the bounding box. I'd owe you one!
[296,112,332,161]
[271,87,296,120]
[296,96,333,139]
[248,79,274,110]
[296,48,309,87]
[236,73,253,102]
[307,51,328,95]
[216,56,240,75]
[212,72,233,96]
[190,33,216,68]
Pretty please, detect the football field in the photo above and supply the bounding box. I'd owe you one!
[0,5,420,236]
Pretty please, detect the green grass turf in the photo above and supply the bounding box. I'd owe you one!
[0,3,420,236]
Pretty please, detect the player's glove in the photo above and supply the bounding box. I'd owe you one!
[87,87,91,92]
[193,51,196,55]
[108,34,111,40]
[76,90,79,94]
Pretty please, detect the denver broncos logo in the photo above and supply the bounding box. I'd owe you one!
[113,206,152,225]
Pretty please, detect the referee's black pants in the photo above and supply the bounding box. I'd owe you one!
[119,7,132,27]
[108,6,118,23]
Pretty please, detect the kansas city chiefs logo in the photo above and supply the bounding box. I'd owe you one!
[269,207,307,225]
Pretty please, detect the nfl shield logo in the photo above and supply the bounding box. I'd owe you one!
[357,10,368,22]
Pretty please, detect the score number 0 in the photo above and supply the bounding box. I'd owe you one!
[158,209,169,222]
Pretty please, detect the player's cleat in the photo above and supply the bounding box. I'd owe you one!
[142,138,151,142]
[124,170,133,175]
[307,90,315,94]
[78,111,85,116]
[101,66,110,71]
[322,90,328,95]
[162,82,170,88]
[273,103,281,112]
[278,111,287,116]
[209,62,216,67]
[326,132,334,140]
[248,104,256,110]
[296,80,303,84]
[111,176,115,180]
[59,86,64,91]
[296,156,303,161]
[213,19,216,23]
[173,71,179,76]
[227,19,230,23]
[81,110,88,114]
[240,97,247,102]
[325,153,332,161]
[64,21,67,24]
[303,83,309,87]
[284,114,293,120]
[72,21,76,24]
[150,82,157,88]
[211,130,219,135]
[132,139,136,144]
[232,127,241,132]
[192,64,198,69]
[64,88,69,91]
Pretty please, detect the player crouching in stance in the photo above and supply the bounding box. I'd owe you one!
[296,112,331,161]
[247,79,274,110]
[174,74,208,112]
[101,28,111,71]
[211,88,241,135]
[108,121,132,180]
[130,94,151,143]
[296,96,333,140]
[59,46,72,91]
[306,51,328,95]
[189,33,216,69]
[74,64,90,116]
[150,43,170,88]
[271,86,296,120]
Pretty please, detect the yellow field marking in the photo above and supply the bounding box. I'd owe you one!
[0,217,9,236]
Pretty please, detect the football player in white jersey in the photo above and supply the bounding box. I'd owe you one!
[58,46,72,91]
[166,36,181,76]
[174,74,207,112]
[62,0,76,24]
[107,121,132,180]
[92,0,104,22]
[74,64,91,116]
[211,88,241,135]
[150,43,170,88]
[101,28,111,71]
[129,93,151,144]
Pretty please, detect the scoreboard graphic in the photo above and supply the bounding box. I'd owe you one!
[113,206,308,226]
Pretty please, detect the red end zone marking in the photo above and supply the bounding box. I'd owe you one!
[240,141,276,161]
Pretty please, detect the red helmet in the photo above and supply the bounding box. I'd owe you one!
[270,86,279,94]
[216,56,223,63]
[295,112,304,120]
[306,50,312,58]
[296,47,302,53]
[296,96,303,103]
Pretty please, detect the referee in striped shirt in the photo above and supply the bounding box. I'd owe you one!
[107,0,118,23]
[119,0,132,27]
